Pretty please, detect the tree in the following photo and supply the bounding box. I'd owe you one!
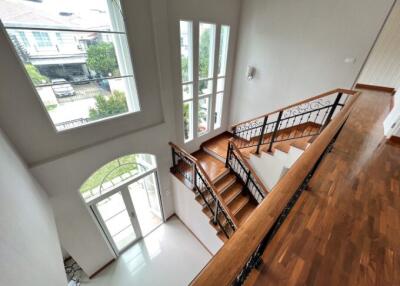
[183,102,190,138]
[87,42,118,77]
[25,64,49,85]
[89,91,128,120]
[199,29,211,79]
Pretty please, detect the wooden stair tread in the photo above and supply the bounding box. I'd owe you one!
[202,132,232,159]
[235,201,258,226]
[221,182,243,204]
[215,173,236,192]
[192,150,228,182]
[228,193,250,215]
[290,138,310,150]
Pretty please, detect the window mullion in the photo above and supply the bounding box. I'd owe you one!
[192,21,200,140]
[211,25,221,130]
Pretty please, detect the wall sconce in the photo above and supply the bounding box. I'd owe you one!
[247,66,255,80]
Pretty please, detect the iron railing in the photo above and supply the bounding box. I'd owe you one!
[233,117,348,285]
[232,90,348,153]
[170,143,237,239]
[226,141,267,203]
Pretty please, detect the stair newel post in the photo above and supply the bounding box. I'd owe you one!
[323,92,343,129]
[268,111,283,153]
[256,116,268,154]
[171,147,176,171]
[213,201,219,225]
[225,142,231,167]
[192,164,197,187]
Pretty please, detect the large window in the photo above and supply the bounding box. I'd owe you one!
[0,0,140,131]
[179,20,230,142]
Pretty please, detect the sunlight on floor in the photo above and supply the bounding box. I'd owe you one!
[80,217,212,286]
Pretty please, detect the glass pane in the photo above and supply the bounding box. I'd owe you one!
[96,192,137,251]
[198,97,209,136]
[198,23,216,80]
[182,83,193,101]
[218,25,230,77]
[0,0,122,32]
[179,21,193,83]
[1,3,140,132]
[7,30,134,82]
[217,77,225,92]
[128,173,162,236]
[183,101,193,142]
[198,79,213,96]
[41,76,139,131]
[214,92,224,129]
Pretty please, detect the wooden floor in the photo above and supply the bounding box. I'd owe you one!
[247,89,400,286]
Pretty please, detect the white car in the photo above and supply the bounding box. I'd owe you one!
[51,79,75,97]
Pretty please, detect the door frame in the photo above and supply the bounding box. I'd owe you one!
[88,168,164,255]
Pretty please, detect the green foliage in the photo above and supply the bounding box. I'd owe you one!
[45,104,57,111]
[25,64,49,85]
[89,91,128,120]
[80,155,138,194]
[87,42,118,77]
[183,102,190,138]
[199,29,210,79]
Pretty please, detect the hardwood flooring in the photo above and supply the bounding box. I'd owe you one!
[247,89,400,286]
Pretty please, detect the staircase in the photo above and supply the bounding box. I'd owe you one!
[170,89,352,242]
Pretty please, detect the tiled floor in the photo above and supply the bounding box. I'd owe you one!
[80,216,212,286]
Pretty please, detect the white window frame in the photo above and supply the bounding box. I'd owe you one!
[179,20,230,143]
[1,0,140,132]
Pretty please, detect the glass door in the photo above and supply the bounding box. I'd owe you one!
[127,172,163,236]
[92,190,142,254]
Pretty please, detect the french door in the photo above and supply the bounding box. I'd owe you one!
[90,170,163,255]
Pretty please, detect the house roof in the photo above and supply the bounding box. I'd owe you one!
[0,0,113,31]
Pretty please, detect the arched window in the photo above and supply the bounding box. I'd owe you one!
[80,153,163,254]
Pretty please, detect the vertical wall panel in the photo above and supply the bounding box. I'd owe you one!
[359,1,400,87]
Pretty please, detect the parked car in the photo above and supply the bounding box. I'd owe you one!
[51,79,75,97]
[69,74,90,84]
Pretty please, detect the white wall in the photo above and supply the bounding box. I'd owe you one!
[358,0,400,88]
[383,90,400,137]
[229,0,395,125]
[0,130,66,286]
[171,176,223,254]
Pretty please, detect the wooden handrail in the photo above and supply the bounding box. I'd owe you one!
[231,88,357,129]
[191,90,361,286]
[169,141,239,228]
[195,162,240,228]
[169,141,198,163]
[228,139,270,194]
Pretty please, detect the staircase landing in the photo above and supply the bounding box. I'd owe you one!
[246,88,400,286]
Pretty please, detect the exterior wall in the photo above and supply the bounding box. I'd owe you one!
[171,175,223,254]
[228,0,395,126]
[0,130,66,286]
[358,1,400,88]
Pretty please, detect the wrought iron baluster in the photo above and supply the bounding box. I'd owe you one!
[268,111,283,153]
[256,116,268,154]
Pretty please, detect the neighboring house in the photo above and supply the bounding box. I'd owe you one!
[0,0,112,81]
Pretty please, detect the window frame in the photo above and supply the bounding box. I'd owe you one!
[1,0,141,133]
[178,20,230,143]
